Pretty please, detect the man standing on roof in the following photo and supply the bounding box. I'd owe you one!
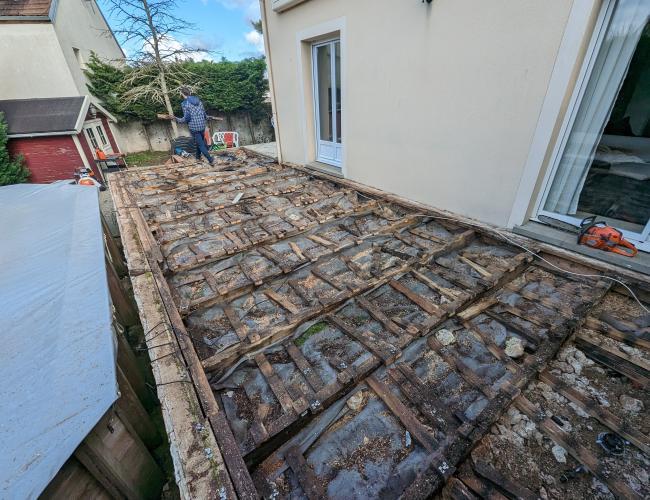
[162,87,216,166]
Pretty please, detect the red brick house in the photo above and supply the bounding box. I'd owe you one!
[0,96,120,183]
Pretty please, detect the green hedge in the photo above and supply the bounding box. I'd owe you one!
[85,55,269,123]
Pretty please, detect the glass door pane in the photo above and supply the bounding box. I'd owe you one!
[335,41,341,144]
[316,44,333,142]
[85,128,99,150]
[542,1,650,240]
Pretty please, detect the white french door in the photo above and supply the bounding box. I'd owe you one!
[536,0,650,251]
[83,120,113,158]
[312,39,342,168]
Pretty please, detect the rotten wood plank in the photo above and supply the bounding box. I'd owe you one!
[264,289,300,315]
[427,336,498,400]
[255,353,297,414]
[222,304,249,341]
[366,375,438,453]
[389,279,444,316]
[574,336,649,388]
[286,343,326,393]
[284,447,327,500]
[585,317,650,351]
[471,458,536,500]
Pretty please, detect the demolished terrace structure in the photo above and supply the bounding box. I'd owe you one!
[110,149,649,499]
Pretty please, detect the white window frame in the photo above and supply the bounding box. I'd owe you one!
[295,17,347,176]
[312,38,342,168]
[83,119,113,158]
[509,0,650,251]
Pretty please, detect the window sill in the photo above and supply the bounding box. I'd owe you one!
[305,161,343,178]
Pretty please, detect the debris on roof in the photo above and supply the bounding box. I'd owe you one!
[110,149,649,498]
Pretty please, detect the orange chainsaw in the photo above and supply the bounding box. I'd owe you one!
[539,215,638,257]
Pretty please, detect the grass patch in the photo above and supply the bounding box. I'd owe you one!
[295,321,328,346]
[126,150,171,168]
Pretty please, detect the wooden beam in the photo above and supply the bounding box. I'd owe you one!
[585,317,650,351]
[575,336,649,387]
[367,375,438,453]
[264,289,300,315]
[106,256,139,327]
[74,410,164,500]
[284,447,327,500]
[389,279,444,316]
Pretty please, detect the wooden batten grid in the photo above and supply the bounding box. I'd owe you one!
[109,150,647,498]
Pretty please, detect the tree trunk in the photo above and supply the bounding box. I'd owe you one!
[141,0,178,137]
[160,70,178,137]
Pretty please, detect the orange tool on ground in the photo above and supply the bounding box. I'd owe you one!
[577,216,637,257]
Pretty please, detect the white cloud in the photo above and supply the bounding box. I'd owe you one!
[146,35,212,62]
[244,29,264,54]
[216,0,260,21]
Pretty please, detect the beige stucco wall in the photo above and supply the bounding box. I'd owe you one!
[264,0,586,227]
[53,0,125,99]
[0,24,78,99]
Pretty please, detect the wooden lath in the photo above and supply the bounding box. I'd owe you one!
[111,149,618,499]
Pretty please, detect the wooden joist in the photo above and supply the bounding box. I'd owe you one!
[327,315,401,364]
[574,335,649,388]
[388,363,459,433]
[286,344,325,393]
[284,447,327,500]
[389,279,444,316]
[367,375,438,453]
[585,317,650,351]
[471,459,536,500]
[427,336,498,400]
[255,353,297,414]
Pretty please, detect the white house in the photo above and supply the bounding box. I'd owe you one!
[261,0,650,254]
[0,0,124,102]
[0,0,127,180]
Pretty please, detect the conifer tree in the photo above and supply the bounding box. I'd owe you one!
[0,112,29,186]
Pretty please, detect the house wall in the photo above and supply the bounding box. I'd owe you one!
[9,135,85,183]
[52,0,125,100]
[0,24,78,99]
[263,0,594,227]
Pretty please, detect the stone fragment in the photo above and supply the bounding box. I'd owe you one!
[346,390,365,412]
[551,444,567,463]
[505,337,524,358]
[620,394,644,413]
[436,328,456,346]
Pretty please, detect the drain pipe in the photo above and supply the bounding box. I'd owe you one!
[260,0,283,164]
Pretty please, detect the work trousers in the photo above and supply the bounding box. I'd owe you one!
[192,131,214,164]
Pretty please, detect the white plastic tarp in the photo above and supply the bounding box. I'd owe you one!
[0,183,118,499]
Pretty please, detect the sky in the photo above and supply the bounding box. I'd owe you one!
[99,0,265,62]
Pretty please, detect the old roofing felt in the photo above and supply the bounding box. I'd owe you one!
[0,0,52,17]
[0,97,85,136]
[113,150,644,498]
[0,183,117,498]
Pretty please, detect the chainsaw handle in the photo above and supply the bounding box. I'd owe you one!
[579,216,597,229]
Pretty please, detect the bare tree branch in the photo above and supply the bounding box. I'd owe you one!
[102,0,208,136]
